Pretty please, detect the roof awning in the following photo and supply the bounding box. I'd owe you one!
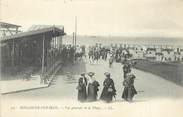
[0,22,21,28]
[1,26,66,43]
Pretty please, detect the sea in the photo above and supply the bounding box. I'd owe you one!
[62,35,183,47]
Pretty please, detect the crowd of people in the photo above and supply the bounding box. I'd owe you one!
[60,43,133,66]
[76,68,137,103]
[87,44,132,66]
[77,72,116,103]
[60,44,86,65]
[76,43,137,103]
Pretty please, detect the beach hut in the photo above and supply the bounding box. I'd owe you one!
[155,52,163,62]
[145,48,156,60]
[161,48,175,62]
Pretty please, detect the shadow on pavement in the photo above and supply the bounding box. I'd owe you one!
[57,59,87,76]
[110,99,148,103]
[50,59,87,85]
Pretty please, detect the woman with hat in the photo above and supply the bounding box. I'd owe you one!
[123,62,131,79]
[100,72,116,102]
[122,73,137,102]
[87,72,100,102]
[76,73,88,102]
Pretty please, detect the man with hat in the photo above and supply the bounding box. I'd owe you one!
[100,72,116,102]
[87,72,100,101]
[77,73,88,102]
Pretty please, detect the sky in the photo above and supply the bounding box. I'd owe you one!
[1,0,183,37]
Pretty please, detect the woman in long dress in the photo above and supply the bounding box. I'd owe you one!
[77,76,87,102]
[122,73,137,102]
[100,72,116,102]
[87,72,100,102]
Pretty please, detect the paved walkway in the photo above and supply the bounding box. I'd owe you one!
[85,59,183,100]
[1,77,46,94]
[1,60,62,94]
[1,58,183,117]
[3,58,183,99]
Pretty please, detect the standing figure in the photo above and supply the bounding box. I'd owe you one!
[123,63,131,79]
[122,73,137,102]
[104,48,109,61]
[123,63,128,79]
[93,48,99,64]
[100,72,116,102]
[81,73,88,87]
[62,46,67,65]
[87,72,100,102]
[88,46,93,63]
[77,73,88,102]
[77,77,87,102]
[109,54,114,68]
[69,46,75,64]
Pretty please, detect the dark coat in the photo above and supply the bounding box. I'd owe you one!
[122,77,137,101]
[87,80,100,101]
[123,64,131,79]
[77,78,87,102]
[100,78,116,102]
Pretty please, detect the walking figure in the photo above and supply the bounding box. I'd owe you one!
[123,63,131,79]
[122,73,137,102]
[77,73,88,102]
[109,55,114,68]
[100,72,116,103]
[87,72,100,102]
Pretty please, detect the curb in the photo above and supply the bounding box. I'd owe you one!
[1,86,48,95]
[1,64,62,95]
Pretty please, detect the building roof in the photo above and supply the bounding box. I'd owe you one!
[161,48,174,52]
[147,48,156,51]
[0,22,21,28]
[155,52,163,55]
[28,25,64,31]
[1,26,65,43]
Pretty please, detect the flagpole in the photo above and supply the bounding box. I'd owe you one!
[75,16,77,46]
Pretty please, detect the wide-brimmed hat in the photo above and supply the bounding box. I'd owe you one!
[79,77,83,81]
[88,72,95,76]
[127,73,135,79]
[131,74,136,79]
[104,72,110,77]
[80,73,86,76]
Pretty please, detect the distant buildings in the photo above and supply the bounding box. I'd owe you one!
[155,52,163,62]
[113,43,183,62]
[161,48,175,61]
[145,48,156,60]
[139,46,183,62]
[129,45,145,59]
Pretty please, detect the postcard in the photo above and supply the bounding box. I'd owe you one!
[1,0,183,117]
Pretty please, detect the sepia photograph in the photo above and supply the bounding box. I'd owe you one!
[1,0,183,117]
